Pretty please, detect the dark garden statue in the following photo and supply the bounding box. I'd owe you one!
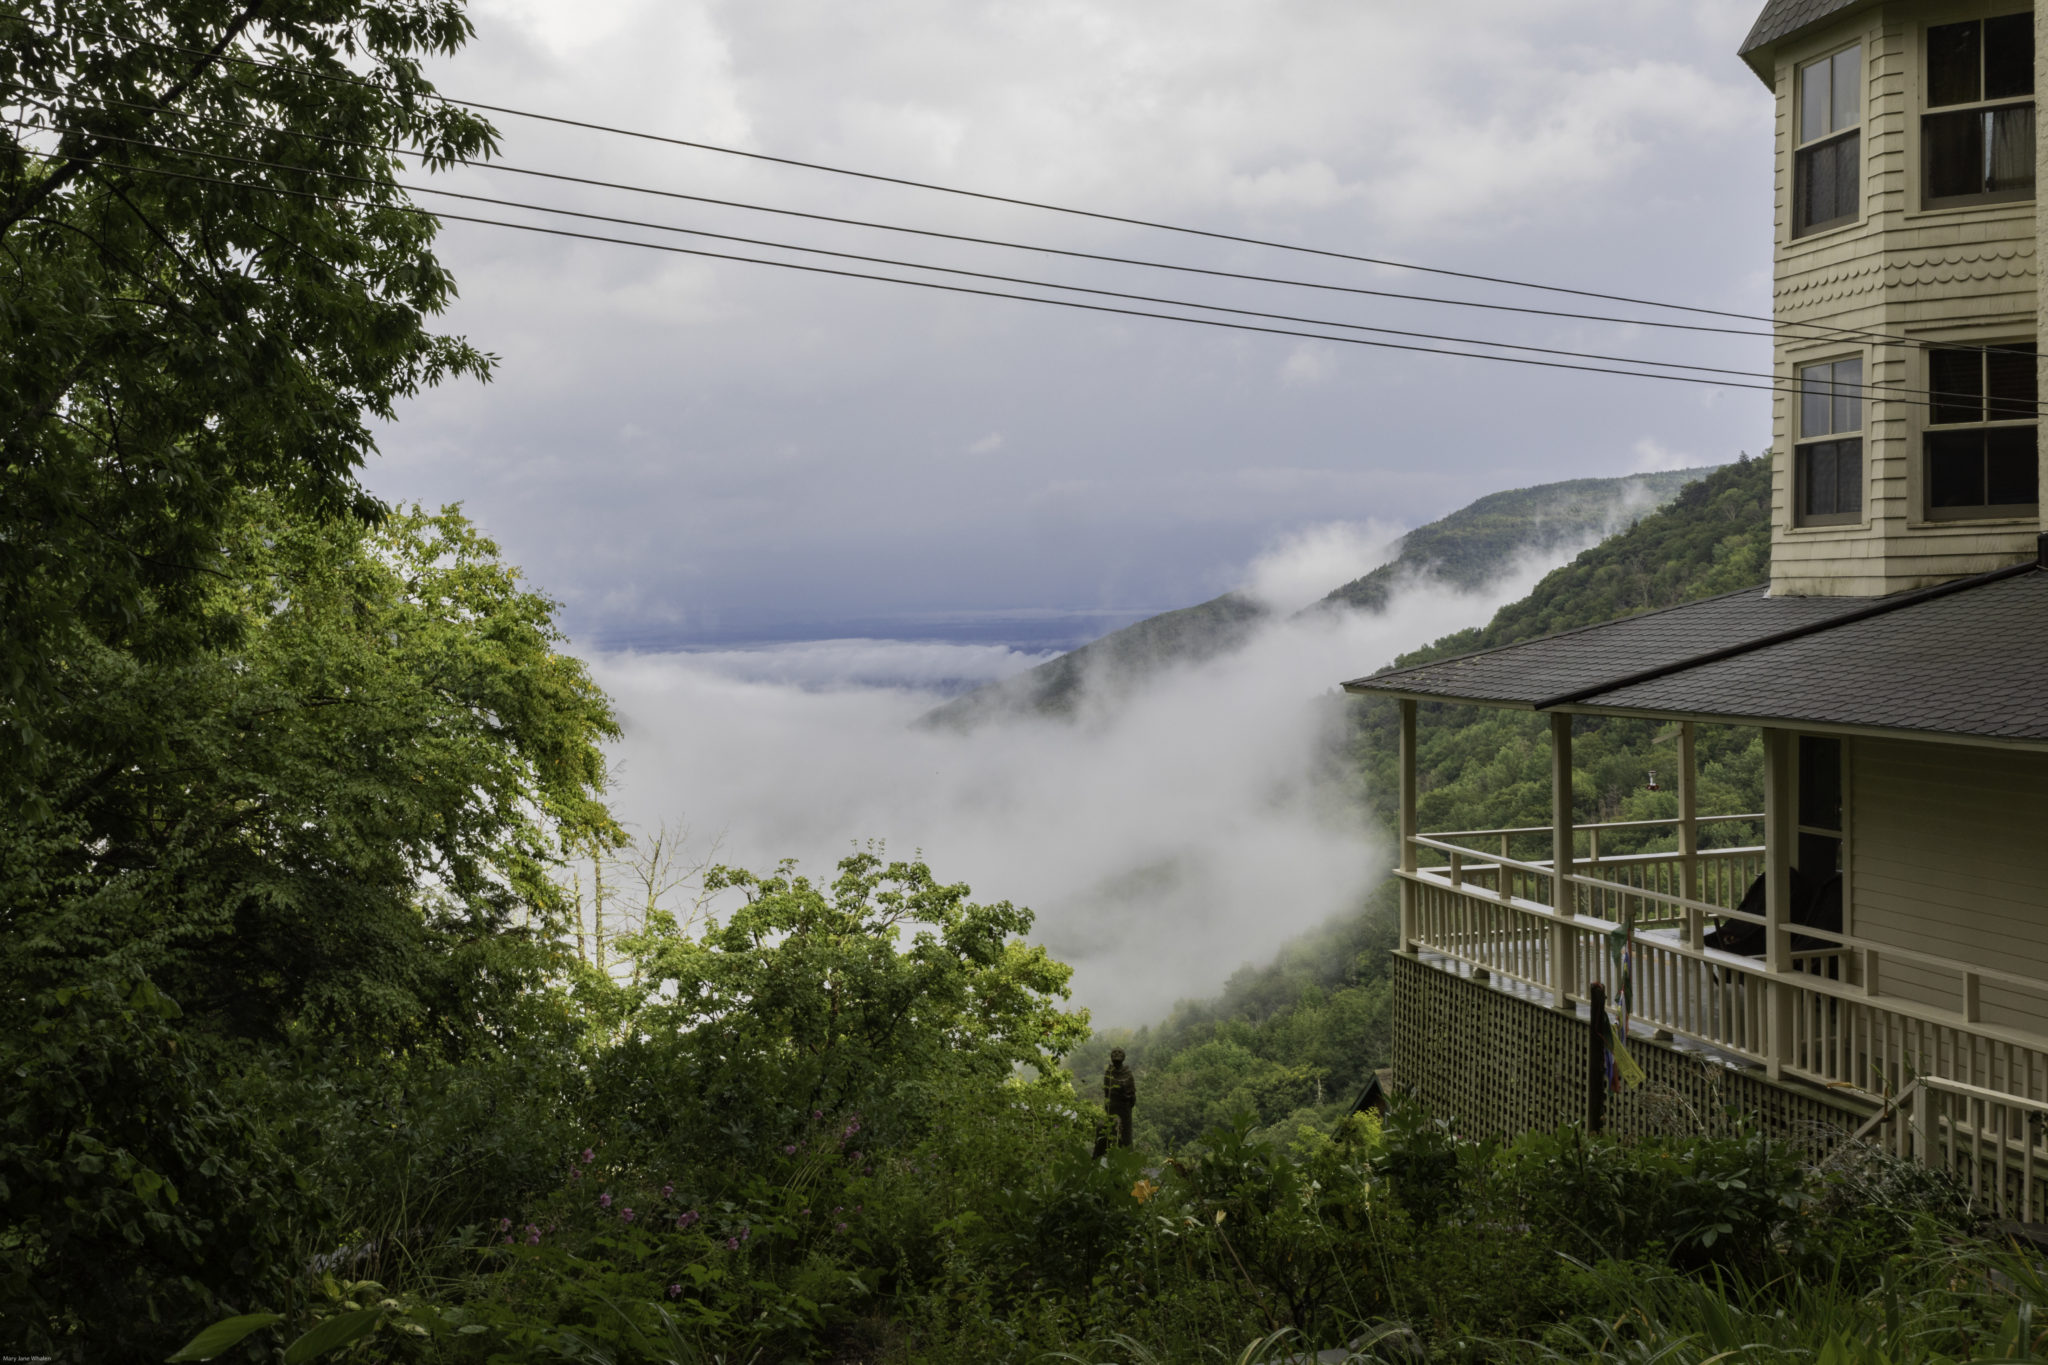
[1103,1047,1137,1149]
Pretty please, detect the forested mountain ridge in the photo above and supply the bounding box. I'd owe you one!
[1072,453,1775,1151]
[924,466,1715,729]
[1312,466,1719,614]
[1385,452,1772,668]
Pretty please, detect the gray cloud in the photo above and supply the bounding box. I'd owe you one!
[370,0,1774,650]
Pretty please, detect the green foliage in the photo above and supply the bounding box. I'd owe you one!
[0,0,497,791]
[0,979,312,1361]
[2,497,618,1050]
[590,850,1090,1176]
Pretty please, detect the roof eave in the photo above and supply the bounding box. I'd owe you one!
[1544,699,2048,754]
[1736,0,1885,92]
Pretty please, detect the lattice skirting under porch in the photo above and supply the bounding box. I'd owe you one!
[1391,953,1871,1149]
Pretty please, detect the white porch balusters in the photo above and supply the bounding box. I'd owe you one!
[1551,712,1578,1011]
[1764,727,1797,1078]
[1679,721,1703,951]
[1399,698,1418,955]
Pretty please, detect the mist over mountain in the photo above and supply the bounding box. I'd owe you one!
[922,465,1716,729]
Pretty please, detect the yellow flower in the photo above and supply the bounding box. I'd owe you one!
[1130,1178,1159,1204]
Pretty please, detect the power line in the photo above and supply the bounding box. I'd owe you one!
[35,143,1980,412]
[21,117,2011,411]
[65,91,1801,348]
[24,119,1815,389]
[121,37,2020,357]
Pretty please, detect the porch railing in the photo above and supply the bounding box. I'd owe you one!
[1403,817,2048,1115]
[1854,1077,2048,1223]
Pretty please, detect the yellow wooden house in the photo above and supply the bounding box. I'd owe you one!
[1344,0,2048,1211]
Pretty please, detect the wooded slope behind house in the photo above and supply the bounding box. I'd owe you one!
[925,466,1717,729]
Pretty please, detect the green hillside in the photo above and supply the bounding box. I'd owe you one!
[1072,454,1774,1150]
[1313,467,1718,612]
[926,466,1717,728]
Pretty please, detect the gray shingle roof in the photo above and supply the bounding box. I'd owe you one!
[1739,0,1863,56]
[1342,568,2048,745]
[1342,586,1866,707]
[1582,571,2048,741]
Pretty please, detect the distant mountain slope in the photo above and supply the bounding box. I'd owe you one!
[1384,452,1771,669]
[1313,468,1716,614]
[923,592,1267,727]
[923,465,1718,729]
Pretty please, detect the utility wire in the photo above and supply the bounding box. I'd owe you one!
[21,116,2015,410]
[63,91,1799,347]
[21,118,1825,389]
[118,38,2035,357]
[36,143,1986,413]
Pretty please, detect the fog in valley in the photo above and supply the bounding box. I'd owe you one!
[591,525,1588,1024]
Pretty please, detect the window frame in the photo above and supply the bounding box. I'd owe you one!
[1919,13,2036,211]
[1791,354,1866,528]
[1919,340,2040,523]
[1792,42,1864,239]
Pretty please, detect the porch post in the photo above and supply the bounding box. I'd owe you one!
[1550,711,1578,1010]
[1763,727,1796,1077]
[1399,698,1418,954]
[1678,721,1702,950]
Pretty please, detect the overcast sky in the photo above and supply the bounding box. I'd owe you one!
[371,0,1777,652]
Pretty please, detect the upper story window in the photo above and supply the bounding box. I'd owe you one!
[1795,357,1863,525]
[1923,15,2035,207]
[1924,343,2038,519]
[1794,45,1861,236]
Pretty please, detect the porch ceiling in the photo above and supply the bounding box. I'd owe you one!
[1342,564,2048,745]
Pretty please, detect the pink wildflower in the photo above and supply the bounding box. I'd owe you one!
[582,1148,595,1163]
[725,1237,739,1250]
[668,1284,682,1299]
[621,1208,635,1223]
[599,1193,612,1209]
[498,1217,511,1232]
[783,1144,797,1155]
[661,1184,674,1200]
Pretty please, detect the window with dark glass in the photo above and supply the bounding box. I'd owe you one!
[1797,735,1843,879]
[1923,15,2035,207]
[1794,357,1863,525]
[1924,343,2038,519]
[1795,45,1861,236]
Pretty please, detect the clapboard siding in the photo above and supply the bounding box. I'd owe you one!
[1851,737,2048,1031]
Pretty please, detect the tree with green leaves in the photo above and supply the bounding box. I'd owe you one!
[593,850,1091,1171]
[0,0,495,794]
[0,497,619,1356]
